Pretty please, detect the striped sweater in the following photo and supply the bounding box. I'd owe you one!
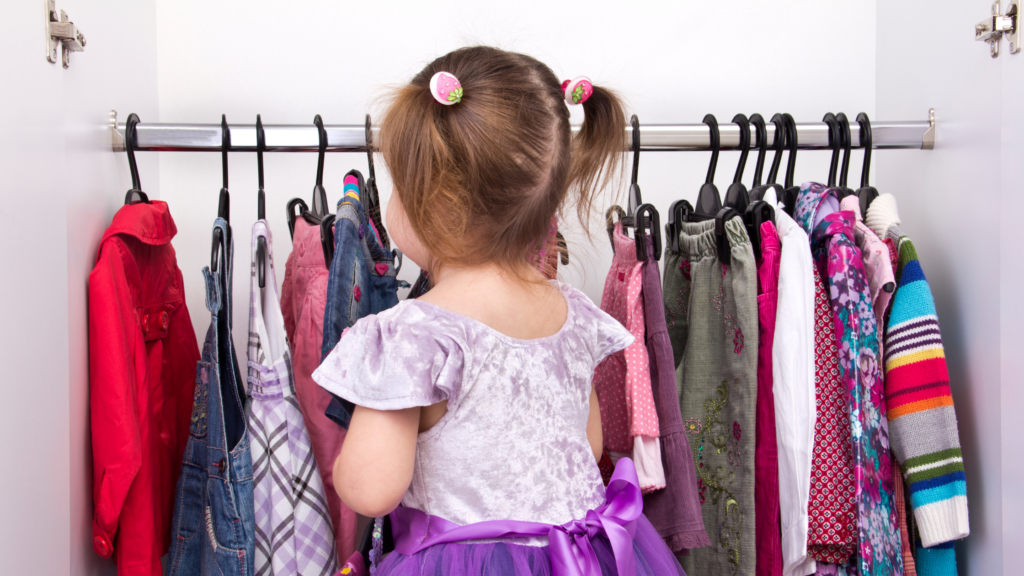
[883,229,969,548]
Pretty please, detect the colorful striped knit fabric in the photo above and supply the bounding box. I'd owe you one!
[883,233,969,548]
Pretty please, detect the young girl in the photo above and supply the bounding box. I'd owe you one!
[313,46,685,575]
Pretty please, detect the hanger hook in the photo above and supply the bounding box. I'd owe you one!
[767,113,786,185]
[365,114,376,182]
[256,114,265,193]
[630,114,640,187]
[703,114,720,185]
[856,112,873,188]
[314,114,327,187]
[783,113,798,189]
[731,113,750,185]
[122,113,150,205]
[126,113,142,191]
[749,113,767,187]
[837,112,852,188]
[822,113,840,187]
[221,115,230,191]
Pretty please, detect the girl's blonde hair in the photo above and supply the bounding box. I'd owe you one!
[380,46,625,274]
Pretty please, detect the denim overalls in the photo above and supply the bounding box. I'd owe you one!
[168,218,255,576]
[321,171,401,429]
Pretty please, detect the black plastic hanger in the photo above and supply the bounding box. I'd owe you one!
[747,114,768,200]
[311,114,330,217]
[320,212,336,268]
[620,115,643,230]
[634,203,662,261]
[781,113,800,216]
[822,113,841,188]
[744,199,775,260]
[855,113,879,215]
[835,113,855,199]
[219,115,231,224]
[212,115,231,272]
[723,114,751,212]
[123,113,151,205]
[751,114,786,203]
[286,116,329,238]
[664,199,694,253]
[714,207,741,264]
[256,114,267,288]
[286,198,309,240]
[688,114,722,222]
[364,114,389,249]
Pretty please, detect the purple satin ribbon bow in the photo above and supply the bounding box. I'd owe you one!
[390,458,643,576]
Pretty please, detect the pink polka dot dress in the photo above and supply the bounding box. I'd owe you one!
[593,223,666,493]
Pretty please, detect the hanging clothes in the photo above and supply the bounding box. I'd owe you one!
[168,218,255,576]
[865,195,970,550]
[806,265,856,566]
[246,221,339,575]
[761,191,818,576]
[795,183,903,576]
[88,200,201,576]
[280,217,357,562]
[640,234,711,554]
[320,172,402,430]
[593,222,665,493]
[664,217,758,576]
[755,221,783,576]
[883,233,918,576]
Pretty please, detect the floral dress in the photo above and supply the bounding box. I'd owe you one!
[794,183,903,576]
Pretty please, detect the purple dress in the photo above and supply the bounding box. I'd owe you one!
[313,282,686,575]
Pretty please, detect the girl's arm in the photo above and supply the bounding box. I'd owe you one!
[333,405,420,517]
[586,387,603,463]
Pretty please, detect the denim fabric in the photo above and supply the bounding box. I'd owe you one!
[168,218,255,576]
[321,175,401,429]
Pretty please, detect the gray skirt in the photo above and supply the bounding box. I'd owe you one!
[663,217,759,576]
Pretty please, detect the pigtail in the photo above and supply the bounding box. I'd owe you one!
[569,85,627,227]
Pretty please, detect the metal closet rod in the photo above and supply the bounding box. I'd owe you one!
[109,109,936,152]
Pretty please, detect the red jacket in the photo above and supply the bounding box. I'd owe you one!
[88,201,200,576]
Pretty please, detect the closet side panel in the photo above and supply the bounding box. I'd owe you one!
[59,0,162,574]
[876,2,1003,575]
[998,37,1024,575]
[0,3,71,575]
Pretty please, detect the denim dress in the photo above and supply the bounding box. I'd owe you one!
[321,172,401,429]
[168,218,255,576]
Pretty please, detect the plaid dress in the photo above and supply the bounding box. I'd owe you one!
[247,221,339,575]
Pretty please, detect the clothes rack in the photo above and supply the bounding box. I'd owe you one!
[109,109,936,152]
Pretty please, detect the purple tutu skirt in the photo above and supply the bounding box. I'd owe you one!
[375,513,685,576]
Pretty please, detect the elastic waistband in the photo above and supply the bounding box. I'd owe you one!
[674,217,749,260]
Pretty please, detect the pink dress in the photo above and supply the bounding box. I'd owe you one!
[755,221,783,576]
[593,223,665,493]
[280,217,357,563]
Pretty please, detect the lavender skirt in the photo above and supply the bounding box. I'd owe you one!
[375,513,685,576]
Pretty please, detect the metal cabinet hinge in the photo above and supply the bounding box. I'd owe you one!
[45,0,85,69]
[976,0,1019,57]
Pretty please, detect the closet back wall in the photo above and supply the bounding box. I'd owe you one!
[153,0,878,354]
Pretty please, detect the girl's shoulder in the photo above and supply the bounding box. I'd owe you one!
[312,299,471,412]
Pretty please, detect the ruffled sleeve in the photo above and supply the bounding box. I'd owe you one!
[562,284,635,365]
[312,303,464,412]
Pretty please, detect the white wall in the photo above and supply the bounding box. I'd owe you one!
[153,0,879,352]
[875,1,1021,574]
[0,1,159,574]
